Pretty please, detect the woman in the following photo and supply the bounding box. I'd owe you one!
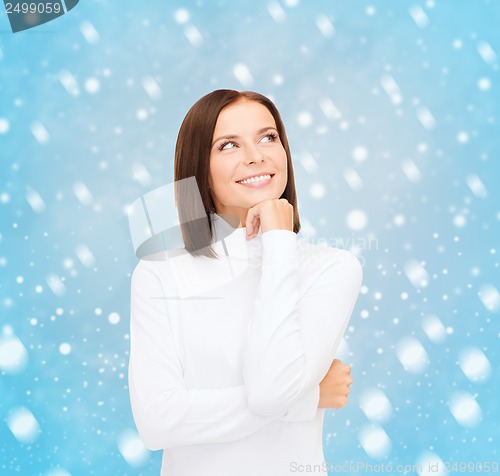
[128,90,363,475]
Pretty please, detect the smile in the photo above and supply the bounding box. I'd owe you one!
[236,174,274,187]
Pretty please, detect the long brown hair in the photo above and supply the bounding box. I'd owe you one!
[174,89,301,258]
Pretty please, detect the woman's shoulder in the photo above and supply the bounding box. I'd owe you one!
[131,248,240,299]
[131,250,175,286]
[296,237,363,282]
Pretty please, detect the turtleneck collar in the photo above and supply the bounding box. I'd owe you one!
[165,213,263,298]
[211,212,263,260]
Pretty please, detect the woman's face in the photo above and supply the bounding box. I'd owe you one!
[209,99,288,226]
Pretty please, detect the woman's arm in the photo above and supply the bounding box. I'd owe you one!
[242,230,363,421]
[129,260,282,451]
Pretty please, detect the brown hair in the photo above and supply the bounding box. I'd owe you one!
[174,89,301,259]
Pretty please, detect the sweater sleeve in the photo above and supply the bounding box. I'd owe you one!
[242,230,363,421]
[128,259,280,451]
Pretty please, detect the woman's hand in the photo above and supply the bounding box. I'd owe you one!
[245,198,294,239]
[318,359,353,410]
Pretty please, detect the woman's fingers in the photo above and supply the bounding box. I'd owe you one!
[245,198,293,238]
[245,205,259,238]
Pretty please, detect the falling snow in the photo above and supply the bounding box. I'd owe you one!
[6,407,42,444]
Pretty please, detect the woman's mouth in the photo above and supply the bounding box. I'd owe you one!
[236,174,274,187]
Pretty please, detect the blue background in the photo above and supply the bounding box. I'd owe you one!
[0,0,498,475]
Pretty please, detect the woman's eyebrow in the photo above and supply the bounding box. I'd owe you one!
[212,126,278,147]
[211,134,238,147]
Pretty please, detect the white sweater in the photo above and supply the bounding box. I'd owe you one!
[128,213,363,476]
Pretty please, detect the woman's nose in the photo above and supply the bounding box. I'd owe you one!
[245,144,265,164]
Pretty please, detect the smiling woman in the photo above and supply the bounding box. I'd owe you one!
[128,89,363,476]
[172,90,301,257]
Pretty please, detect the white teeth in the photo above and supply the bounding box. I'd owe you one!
[238,174,272,184]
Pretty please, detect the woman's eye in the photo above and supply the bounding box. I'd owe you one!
[220,141,237,150]
[261,133,277,143]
